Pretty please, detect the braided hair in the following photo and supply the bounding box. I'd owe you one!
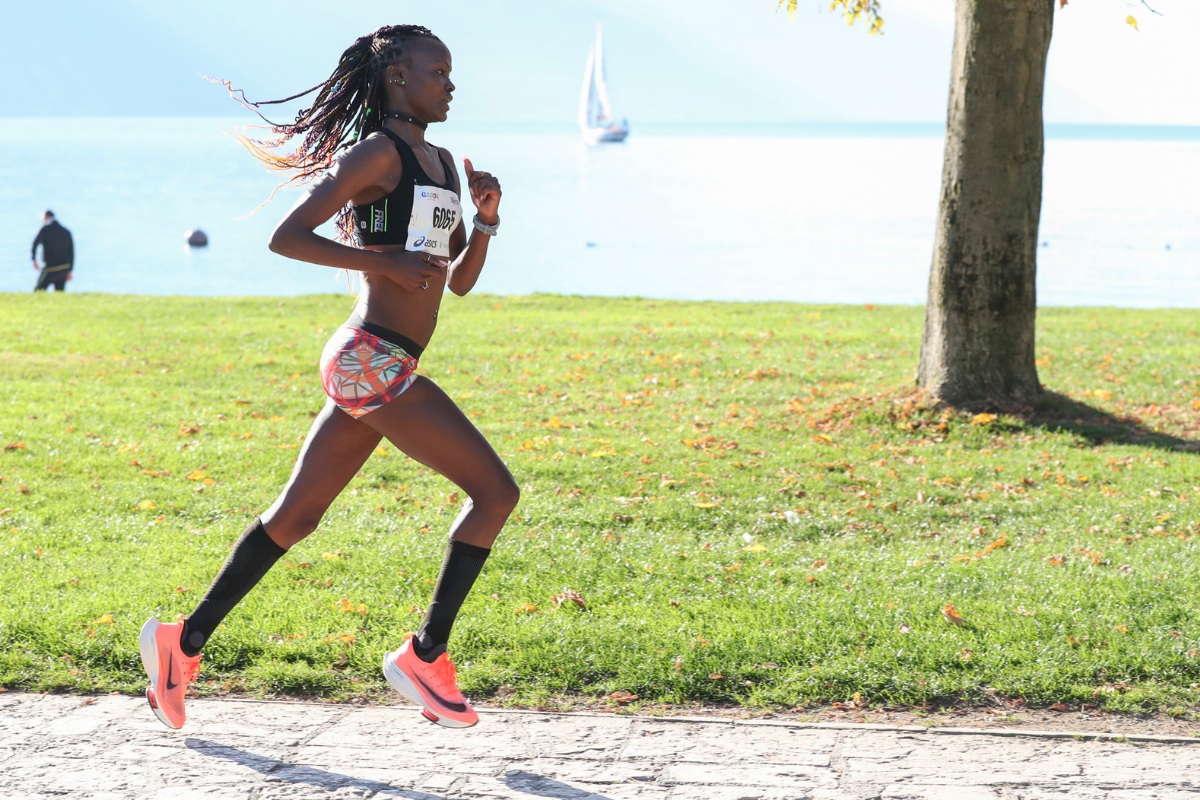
[221,24,442,239]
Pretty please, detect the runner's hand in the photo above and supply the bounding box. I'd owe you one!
[464,158,501,223]
[390,251,448,292]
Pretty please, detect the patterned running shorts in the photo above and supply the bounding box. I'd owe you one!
[320,325,419,418]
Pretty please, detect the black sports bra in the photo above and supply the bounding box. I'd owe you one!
[351,128,463,255]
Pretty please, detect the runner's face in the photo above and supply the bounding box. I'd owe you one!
[396,40,454,123]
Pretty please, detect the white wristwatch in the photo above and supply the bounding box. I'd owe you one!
[472,214,500,236]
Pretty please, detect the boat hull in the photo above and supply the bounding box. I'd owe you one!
[583,126,629,145]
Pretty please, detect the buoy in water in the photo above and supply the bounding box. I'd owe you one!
[186,229,209,247]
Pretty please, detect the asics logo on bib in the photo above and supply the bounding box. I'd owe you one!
[407,181,461,257]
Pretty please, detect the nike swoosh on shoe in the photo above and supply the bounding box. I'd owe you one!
[413,673,468,713]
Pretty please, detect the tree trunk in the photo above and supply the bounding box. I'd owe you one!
[917,0,1055,406]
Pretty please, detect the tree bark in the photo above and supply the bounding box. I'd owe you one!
[917,0,1055,406]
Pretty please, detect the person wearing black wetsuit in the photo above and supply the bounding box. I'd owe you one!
[31,210,74,292]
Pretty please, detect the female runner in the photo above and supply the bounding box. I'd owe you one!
[139,24,517,730]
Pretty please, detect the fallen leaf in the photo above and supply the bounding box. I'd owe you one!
[335,598,367,614]
[832,692,867,711]
[983,532,1008,554]
[607,691,638,704]
[942,603,965,626]
[551,589,587,610]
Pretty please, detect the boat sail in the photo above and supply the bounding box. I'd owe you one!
[578,25,629,144]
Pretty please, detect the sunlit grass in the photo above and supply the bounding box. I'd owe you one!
[0,293,1197,714]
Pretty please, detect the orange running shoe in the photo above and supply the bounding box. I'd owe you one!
[383,634,478,728]
[138,617,201,729]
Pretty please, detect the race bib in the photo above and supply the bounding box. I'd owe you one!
[406,185,462,258]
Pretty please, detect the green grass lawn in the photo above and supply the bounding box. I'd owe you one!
[0,292,1197,715]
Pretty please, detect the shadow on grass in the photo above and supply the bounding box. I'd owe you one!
[185,738,447,799]
[1022,391,1199,452]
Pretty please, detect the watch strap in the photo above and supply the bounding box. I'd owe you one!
[472,214,500,236]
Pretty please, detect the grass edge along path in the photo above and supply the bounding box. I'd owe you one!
[0,293,1197,718]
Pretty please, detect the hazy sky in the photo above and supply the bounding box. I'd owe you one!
[3,0,1196,125]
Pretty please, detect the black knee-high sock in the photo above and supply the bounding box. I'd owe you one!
[414,538,491,662]
[180,518,287,656]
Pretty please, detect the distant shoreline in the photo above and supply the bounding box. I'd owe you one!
[2,116,1199,142]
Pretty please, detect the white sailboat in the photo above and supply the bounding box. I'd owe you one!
[578,25,629,145]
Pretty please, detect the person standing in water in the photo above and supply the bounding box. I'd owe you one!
[139,23,515,730]
[31,210,74,291]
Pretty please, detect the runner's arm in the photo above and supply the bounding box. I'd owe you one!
[268,138,446,291]
[444,151,500,296]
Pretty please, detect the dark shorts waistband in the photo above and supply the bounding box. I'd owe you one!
[345,313,425,359]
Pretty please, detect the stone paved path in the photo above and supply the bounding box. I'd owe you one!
[3,692,1200,799]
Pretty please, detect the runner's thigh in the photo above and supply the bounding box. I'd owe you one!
[356,376,515,498]
[262,399,383,536]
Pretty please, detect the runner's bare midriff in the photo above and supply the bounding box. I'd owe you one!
[354,242,448,349]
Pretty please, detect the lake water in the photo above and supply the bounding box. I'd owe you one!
[2,118,1197,306]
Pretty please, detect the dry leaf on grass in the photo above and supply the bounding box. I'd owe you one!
[551,589,587,610]
[942,603,965,626]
